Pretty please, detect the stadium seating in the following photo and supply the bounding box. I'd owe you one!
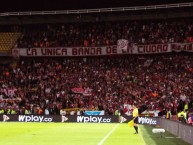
[0,32,21,53]
[16,20,193,48]
[0,20,193,117]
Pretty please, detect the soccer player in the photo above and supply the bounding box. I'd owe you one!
[133,103,139,134]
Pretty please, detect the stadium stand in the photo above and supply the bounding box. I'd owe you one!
[16,20,193,48]
[0,32,21,53]
[0,52,193,117]
[0,1,193,124]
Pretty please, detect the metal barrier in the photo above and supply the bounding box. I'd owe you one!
[158,118,193,145]
[0,2,193,16]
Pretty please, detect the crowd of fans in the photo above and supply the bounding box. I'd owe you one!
[0,53,193,119]
[1,19,193,124]
[16,19,193,48]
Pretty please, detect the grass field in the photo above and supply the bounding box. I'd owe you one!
[0,123,191,145]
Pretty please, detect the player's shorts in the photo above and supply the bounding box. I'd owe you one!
[133,116,138,124]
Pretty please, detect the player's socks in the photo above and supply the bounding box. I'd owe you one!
[134,126,137,133]
[136,126,138,133]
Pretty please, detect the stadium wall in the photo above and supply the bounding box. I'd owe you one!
[158,118,193,145]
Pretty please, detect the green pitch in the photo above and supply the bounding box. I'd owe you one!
[0,123,191,145]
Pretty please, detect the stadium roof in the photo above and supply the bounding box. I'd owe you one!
[1,0,193,12]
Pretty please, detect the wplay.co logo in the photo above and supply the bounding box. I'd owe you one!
[3,115,10,122]
[120,116,127,123]
[61,116,68,122]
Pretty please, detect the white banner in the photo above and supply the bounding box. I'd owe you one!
[19,46,117,57]
[15,42,193,57]
[171,43,193,52]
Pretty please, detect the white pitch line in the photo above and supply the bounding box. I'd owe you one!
[98,124,119,145]
[165,137,175,138]
[165,137,181,139]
